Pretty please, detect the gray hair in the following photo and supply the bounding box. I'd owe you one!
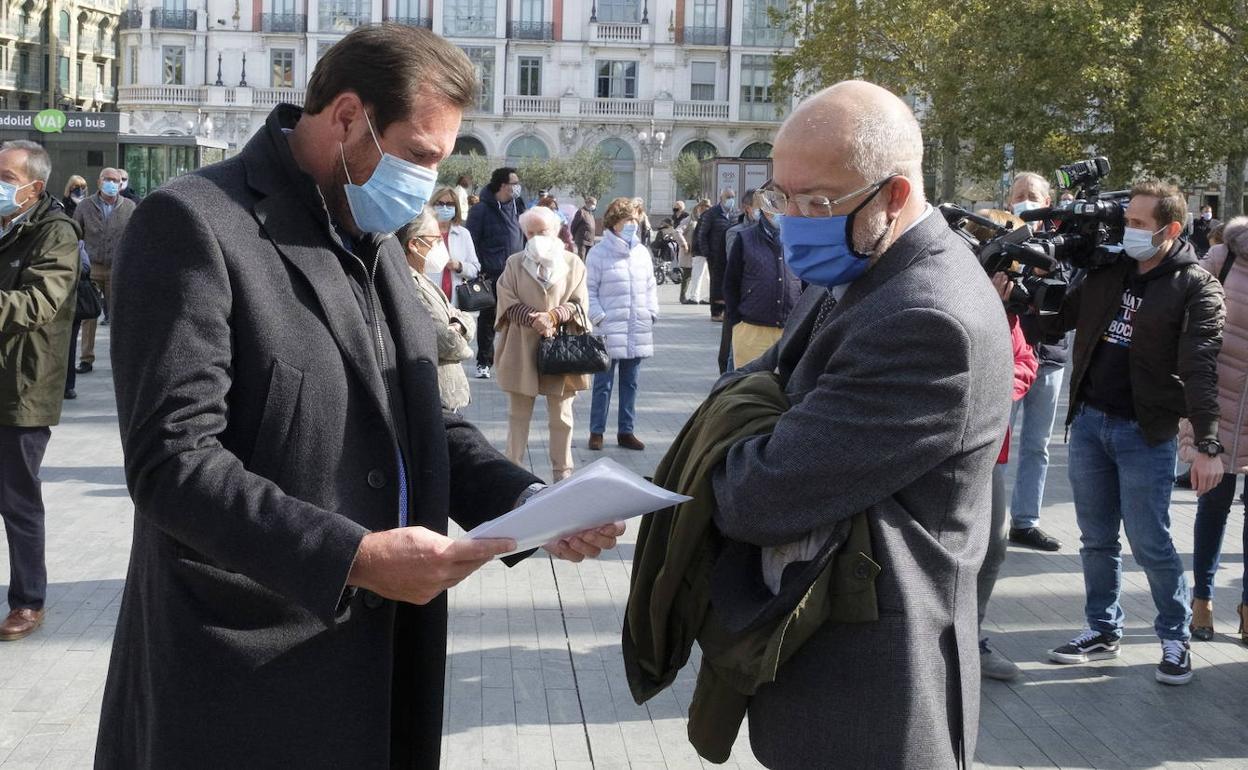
[843,101,924,191]
[395,206,438,245]
[1224,216,1248,260]
[518,205,561,237]
[1012,171,1051,200]
[100,167,122,182]
[0,140,51,183]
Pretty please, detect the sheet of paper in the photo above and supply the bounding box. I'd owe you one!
[463,458,691,557]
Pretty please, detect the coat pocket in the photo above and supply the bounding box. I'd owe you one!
[248,358,304,483]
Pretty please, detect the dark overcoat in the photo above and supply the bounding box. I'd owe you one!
[713,211,1014,768]
[95,106,539,769]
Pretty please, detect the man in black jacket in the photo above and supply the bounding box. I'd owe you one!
[1190,203,1221,257]
[722,206,801,369]
[1039,180,1224,687]
[465,166,525,378]
[95,27,619,769]
[695,187,737,322]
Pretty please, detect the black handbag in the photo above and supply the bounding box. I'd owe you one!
[75,269,102,322]
[455,275,496,312]
[537,304,611,375]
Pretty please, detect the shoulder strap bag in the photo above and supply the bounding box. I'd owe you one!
[455,274,496,312]
[537,303,611,376]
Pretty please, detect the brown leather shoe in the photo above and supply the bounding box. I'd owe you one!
[0,608,45,641]
[1191,598,1214,641]
[617,433,646,450]
[587,433,603,451]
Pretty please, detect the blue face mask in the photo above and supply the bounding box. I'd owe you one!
[101,180,120,197]
[619,223,639,243]
[342,113,437,234]
[0,180,35,217]
[433,204,456,222]
[774,183,890,288]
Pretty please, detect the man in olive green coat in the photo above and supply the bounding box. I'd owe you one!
[0,140,81,641]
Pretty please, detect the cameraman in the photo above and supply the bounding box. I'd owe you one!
[1005,172,1069,552]
[1036,180,1224,686]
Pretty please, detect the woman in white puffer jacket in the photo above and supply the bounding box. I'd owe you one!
[585,197,659,451]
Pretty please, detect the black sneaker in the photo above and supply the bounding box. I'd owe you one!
[1049,628,1121,664]
[75,361,93,374]
[1156,640,1194,685]
[1009,526,1062,552]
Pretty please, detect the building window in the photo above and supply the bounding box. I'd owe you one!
[692,0,717,27]
[96,63,105,87]
[444,0,496,37]
[596,60,637,99]
[76,60,83,89]
[518,0,541,23]
[58,10,70,39]
[690,61,715,101]
[271,49,295,88]
[320,0,369,31]
[128,46,138,85]
[273,0,295,14]
[596,0,638,22]
[518,56,540,96]
[162,45,185,85]
[505,134,549,165]
[58,56,70,92]
[739,54,775,120]
[460,46,495,112]
[742,0,790,47]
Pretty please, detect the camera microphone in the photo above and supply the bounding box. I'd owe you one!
[1017,207,1057,222]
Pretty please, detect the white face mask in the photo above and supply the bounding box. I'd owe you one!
[422,239,450,274]
[509,183,523,200]
[1011,200,1045,216]
[1122,226,1164,261]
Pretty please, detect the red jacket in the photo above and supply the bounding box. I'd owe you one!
[999,314,1038,464]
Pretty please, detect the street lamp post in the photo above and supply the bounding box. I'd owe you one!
[637,120,666,207]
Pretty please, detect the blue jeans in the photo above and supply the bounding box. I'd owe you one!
[1008,363,1065,529]
[1068,406,1190,641]
[1192,473,1248,603]
[590,357,642,435]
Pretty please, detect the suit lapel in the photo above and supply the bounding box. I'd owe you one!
[252,192,390,419]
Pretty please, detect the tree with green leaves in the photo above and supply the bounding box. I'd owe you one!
[516,157,568,197]
[563,148,615,201]
[435,152,494,191]
[672,152,704,199]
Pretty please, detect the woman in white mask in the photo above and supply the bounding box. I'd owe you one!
[397,209,476,412]
[426,185,481,308]
[493,205,591,481]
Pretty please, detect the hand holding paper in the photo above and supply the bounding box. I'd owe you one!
[463,458,691,558]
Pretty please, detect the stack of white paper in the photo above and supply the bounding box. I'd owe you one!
[463,458,691,557]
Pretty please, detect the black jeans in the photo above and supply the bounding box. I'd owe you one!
[1192,472,1248,603]
[474,274,500,368]
[0,425,51,610]
[65,318,81,392]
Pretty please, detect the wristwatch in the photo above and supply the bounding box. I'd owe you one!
[1196,439,1224,457]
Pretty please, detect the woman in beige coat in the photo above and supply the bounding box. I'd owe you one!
[1184,216,1248,643]
[494,205,590,481]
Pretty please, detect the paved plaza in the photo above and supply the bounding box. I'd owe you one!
[1,282,1246,769]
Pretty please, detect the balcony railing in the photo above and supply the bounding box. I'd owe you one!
[16,19,43,42]
[254,88,304,107]
[120,9,144,29]
[507,21,553,41]
[98,37,117,56]
[16,72,44,92]
[93,84,117,102]
[319,6,370,31]
[0,71,16,88]
[674,101,729,121]
[261,13,307,32]
[391,16,431,29]
[443,16,495,37]
[503,95,559,116]
[579,97,653,118]
[682,26,729,46]
[740,26,794,48]
[592,22,644,43]
[151,9,197,30]
[119,84,206,105]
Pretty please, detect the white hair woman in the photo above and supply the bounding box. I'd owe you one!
[396,209,476,411]
[1186,216,1248,643]
[493,204,590,480]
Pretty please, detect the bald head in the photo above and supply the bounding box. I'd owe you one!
[778,81,924,191]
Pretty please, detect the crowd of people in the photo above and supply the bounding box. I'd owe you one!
[1,22,1247,770]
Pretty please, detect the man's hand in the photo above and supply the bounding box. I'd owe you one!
[990,272,1014,303]
[1190,453,1225,497]
[529,311,557,338]
[543,522,626,562]
[348,527,515,605]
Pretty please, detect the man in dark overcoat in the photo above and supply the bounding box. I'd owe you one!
[95,26,620,769]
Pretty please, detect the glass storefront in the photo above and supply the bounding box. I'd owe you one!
[121,141,226,196]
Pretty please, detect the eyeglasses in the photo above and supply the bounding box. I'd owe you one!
[434,200,456,207]
[412,235,440,251]
[757,176,897,218]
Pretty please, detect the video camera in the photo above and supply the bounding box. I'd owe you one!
[941,156,1132,314]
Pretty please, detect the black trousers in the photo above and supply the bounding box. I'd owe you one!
[65,318,81,392]
[475,274,500,368]
[0,425,51,610]
[707,252,726,317]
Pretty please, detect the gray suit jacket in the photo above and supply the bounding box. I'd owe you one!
[712,210,1013,769]
[96,106,540,769]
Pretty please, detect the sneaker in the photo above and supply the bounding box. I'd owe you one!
[1048,628,1121,664]
[1008,526,1062,552]
[75,361,93,374]
[980,638,1021,681]
[475,365,491,379]
[1155,639,1193,685]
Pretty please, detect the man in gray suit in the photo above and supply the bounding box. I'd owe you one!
[96,26,620,769]
[713,81,1013,768]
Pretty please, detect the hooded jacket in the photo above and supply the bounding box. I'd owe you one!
[586,229,659,360]
[0,192,81,427]
[1042,239,1224,445]
[465,186,526,276]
